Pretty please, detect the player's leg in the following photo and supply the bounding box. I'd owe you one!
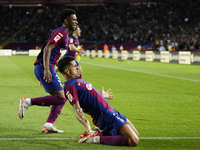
[42,90,66,133]
[18,65,66,119]
[126,119,139,137]
[42,90,67,133]
[32,65,66,107]
[18,94,66,118]
[19,65,67,132]
[100,114,139,146]
[42,70,67,132]
[78,125,138,146]
[18,93,66,119]
[45,90,66,125]
[78,112,139,146]
[117,124,139,146]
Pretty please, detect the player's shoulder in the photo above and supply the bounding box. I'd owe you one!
[76,79,93,90]
[65,78,78,86]
[71,35,78,41]
[54,26,67,37]
[74,79,82,86]
[68,36,75,44]
[69,35,77,40]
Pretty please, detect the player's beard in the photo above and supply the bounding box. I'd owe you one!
[77,70,80,78]
[69,29,74,35]
[68,24,75,34]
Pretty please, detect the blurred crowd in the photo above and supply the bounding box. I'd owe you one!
[1,2,200,50]
[0,6,36,42]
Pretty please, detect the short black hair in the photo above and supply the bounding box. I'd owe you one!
[58,56,75,74]
[59,9,76,23]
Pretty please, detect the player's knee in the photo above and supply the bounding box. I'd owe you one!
[137,131,140,137]
[129,137,139,147]
[60,98,67,104]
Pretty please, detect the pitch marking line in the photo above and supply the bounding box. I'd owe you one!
[83,63,200,83]
[0,137,200,141]
[140,137,200,140]
[0,137,78,141]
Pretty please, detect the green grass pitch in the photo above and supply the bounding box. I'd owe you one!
[0,55,200,150]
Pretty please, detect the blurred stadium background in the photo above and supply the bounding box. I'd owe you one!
[1,1,200,149]
[1,0,200,52]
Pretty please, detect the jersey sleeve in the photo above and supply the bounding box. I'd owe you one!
[64,85,79,106]
[69,37,74,45]
[49,30,67,47]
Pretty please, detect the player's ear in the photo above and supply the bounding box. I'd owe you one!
[64,68,69,74]
[64,19,68,25]
[67,69,70,74]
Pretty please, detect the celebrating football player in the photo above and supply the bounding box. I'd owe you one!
[55,25,84,79]
[57,56,139,147]
[18,9,78,133]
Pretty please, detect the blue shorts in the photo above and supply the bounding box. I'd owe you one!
[34,64,63,93]
[101,110,127,136]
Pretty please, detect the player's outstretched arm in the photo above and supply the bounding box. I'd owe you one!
[101,86,113,100]
[69,44,85,54]
[73,101,92,133]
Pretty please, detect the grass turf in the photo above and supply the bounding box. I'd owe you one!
[0,55,200,150]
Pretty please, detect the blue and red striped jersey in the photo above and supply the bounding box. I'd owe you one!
[64,78,115,128]
[62,35,79,59]
[34,26,68,69]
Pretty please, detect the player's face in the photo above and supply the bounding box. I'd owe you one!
[67,60,80,78]
[74,26,81,37]
[68,14,78,31]
[76,27,81,37]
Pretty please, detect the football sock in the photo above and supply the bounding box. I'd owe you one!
[30,96,66,106]
[25,98,31,106]
[89,136,100,144]
[100,135,130,146]
[46,100,67,124]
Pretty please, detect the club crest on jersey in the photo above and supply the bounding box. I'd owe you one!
[86,84,92,90]
[66,91,74,102]
[77,81,81,86]
[54,35,61,42]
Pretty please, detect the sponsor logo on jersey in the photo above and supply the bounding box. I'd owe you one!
[66,91,74,102]
[54,35,61,42]
[58,32,63,37]
[86,84,92,90]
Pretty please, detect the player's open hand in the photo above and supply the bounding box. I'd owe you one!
[101,86,113,100]
[79,50,85,54]
[43,69,52,83]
